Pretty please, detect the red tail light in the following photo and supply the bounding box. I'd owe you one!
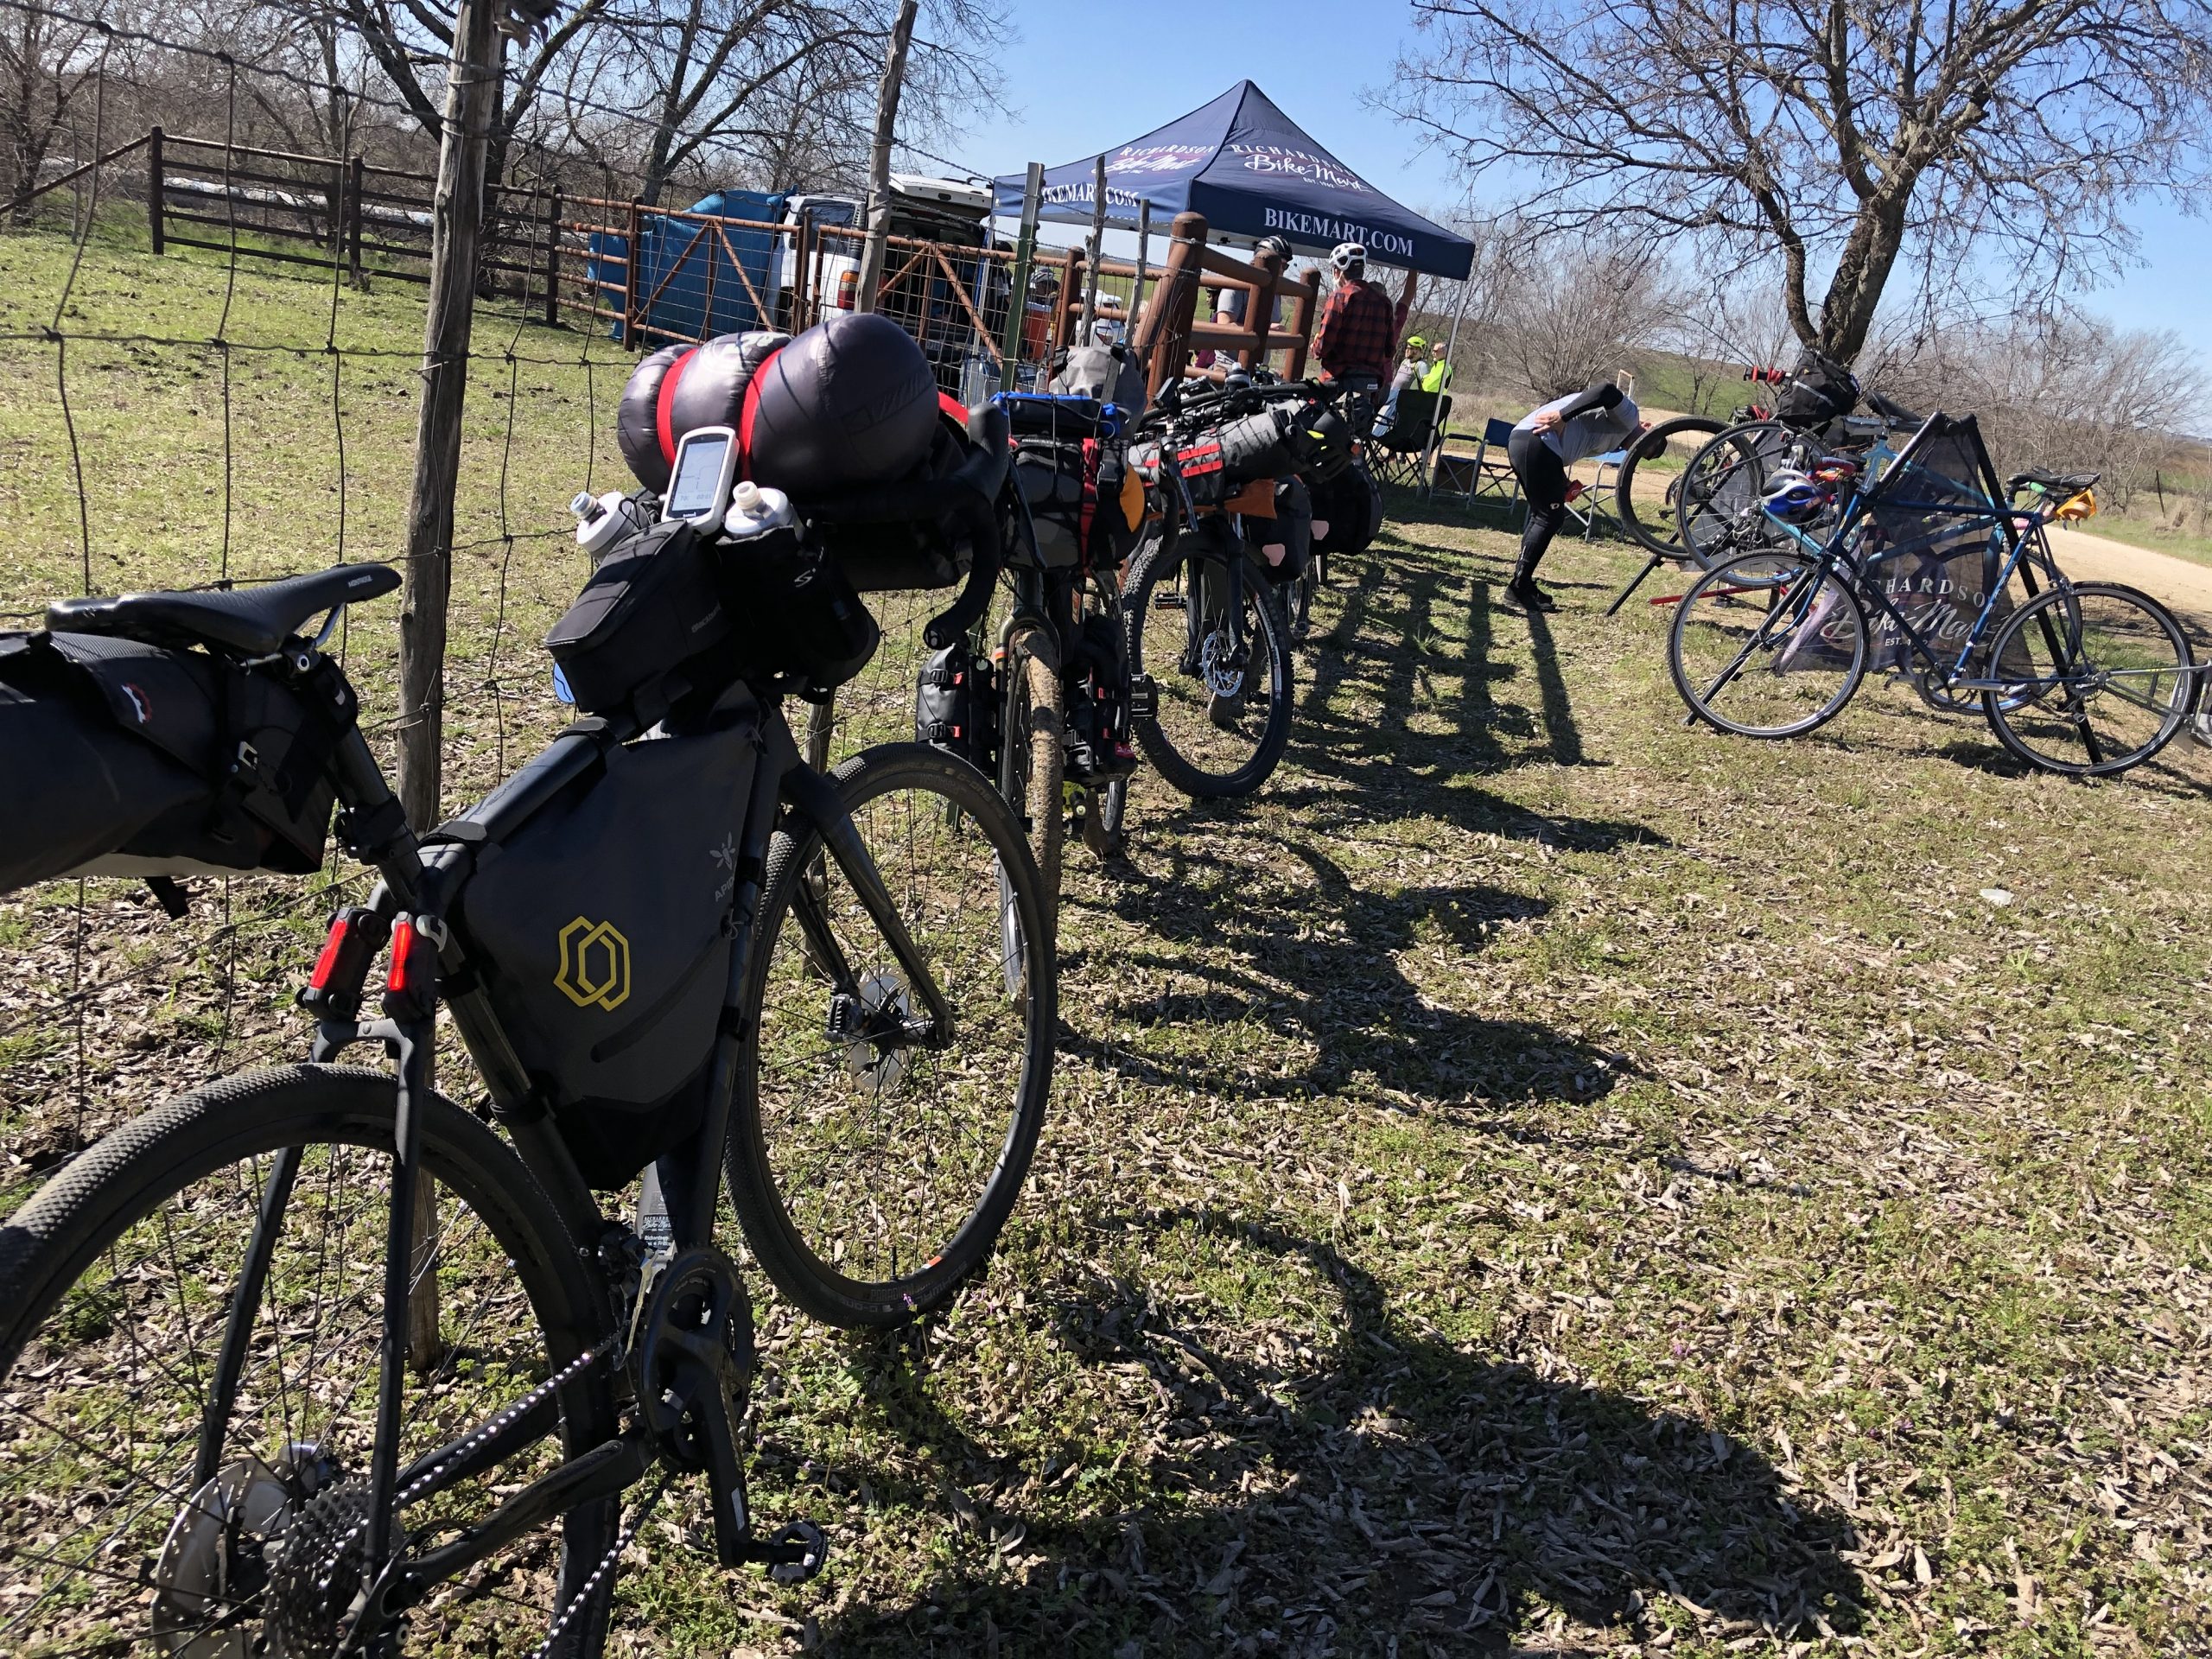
[836,270,857,310]
[386,918,432,998]
[308,915,353,991]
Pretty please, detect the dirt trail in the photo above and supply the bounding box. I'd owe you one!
[2042,526,2212,629]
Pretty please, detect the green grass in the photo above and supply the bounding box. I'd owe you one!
[6,222,2212,1656]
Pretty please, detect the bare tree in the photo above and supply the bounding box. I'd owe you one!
[1,1,122,217]
[1872,308,2200,510]
[1385,0,2212,365]
[1497,237,1677,397]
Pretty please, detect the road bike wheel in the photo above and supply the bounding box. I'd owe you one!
[1980,581,2197,777]
[1613,415,1724,556]
[1124,529,1294,799]
[999,623,1064,919]
[1678,421,1802,569]
[0,1065,620,1658]
[1669,550,1869,737]
[728,743,1054,1328]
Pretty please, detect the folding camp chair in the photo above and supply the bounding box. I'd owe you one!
[1568,448,1630,538]
[1369,391,1448,487]
[1431,416,1521,508]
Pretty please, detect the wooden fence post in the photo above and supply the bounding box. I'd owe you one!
[146,125,163,253]
[347,156,365,287]
[396,0,499,1371]
[544,188,562,326]
[1139,211,1206,395]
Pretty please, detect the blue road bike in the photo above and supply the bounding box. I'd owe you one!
[1666,413,2197,777]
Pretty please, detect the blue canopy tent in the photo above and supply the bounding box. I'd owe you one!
[991,80,1474,280]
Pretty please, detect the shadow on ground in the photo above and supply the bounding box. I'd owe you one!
[806,1209,1866,1656]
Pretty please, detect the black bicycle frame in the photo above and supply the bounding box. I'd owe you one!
[194,676,949,1632]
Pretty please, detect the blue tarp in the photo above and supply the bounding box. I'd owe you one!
[587,188,786,345]
[991,81,1474,280]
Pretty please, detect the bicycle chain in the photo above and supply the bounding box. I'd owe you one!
[527,1471,671,1659]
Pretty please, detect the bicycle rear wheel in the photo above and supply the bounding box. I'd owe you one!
[0,1065,620,1658]
[1980,581,2196,776]
[1125,527,1294,799]
[1669,550,1868,737]
[1614,415,1724,556]
[728,743,1054,1327]
[1678,421,1801,568]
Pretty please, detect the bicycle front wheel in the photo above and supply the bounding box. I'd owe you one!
[1125,527,1294,799]
[1980,581,2197,776]
[1669,550,1868,737]
[1000,622,1065,918]
[1614,415,1724,556]
[1678,421,1802,569]
[729,743,1055,1327]
[0,1065,620,1658]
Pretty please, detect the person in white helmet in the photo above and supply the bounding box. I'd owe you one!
[1313,243,1414,437]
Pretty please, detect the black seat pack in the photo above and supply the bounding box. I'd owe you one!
[442,716,758,1188]
[0,630,344,895]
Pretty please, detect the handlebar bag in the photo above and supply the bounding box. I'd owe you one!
[442,717,756,1189]
[1776,346,1860,430]
[545,520,732,717]
[0,630,341,895]
[806,417,981,592]
[1211,407,1300,487]
[716,522,881,692]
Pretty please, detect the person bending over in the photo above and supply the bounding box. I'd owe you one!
[1504,381,1643,613]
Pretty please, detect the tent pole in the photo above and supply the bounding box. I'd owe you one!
[1080,154,1107,344]
[1421,274,1474,500]
[1128,198,1151,357]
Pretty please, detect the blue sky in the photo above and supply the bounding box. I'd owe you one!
[933,0,2210,376]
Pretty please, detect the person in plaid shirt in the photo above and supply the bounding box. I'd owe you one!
[1312,244,1413,388]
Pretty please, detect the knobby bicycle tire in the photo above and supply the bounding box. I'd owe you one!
[0,1065,621,1657]
[727,743,1054,1328]
[1124,530,1295,800]
[1001,623,1065,919]
[1613,415,1726,557]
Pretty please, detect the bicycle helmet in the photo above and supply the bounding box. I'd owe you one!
[1330,242,1366,273]
[1257,234,1292,261]
[1759,468,1827,524]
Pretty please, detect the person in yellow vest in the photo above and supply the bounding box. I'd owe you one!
[1420,340,1453,395]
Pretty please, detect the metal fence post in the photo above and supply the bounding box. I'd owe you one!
[347,156,365,286]
[999,162,1041,393]
[544,188,562,326]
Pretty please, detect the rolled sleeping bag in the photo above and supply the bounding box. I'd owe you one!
[617,313,945,501]
[618,332,789,494]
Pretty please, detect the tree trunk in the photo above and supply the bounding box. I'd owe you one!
[1816,192,1912,364]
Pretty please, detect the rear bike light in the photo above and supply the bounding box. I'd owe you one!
[382,914,442,1019]
[297,906,391,1021]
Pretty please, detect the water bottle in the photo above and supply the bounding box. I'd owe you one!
[722,480,797,539]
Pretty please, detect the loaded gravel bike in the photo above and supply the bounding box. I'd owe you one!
[1122,376,1330,800]
[0,446,1055,1651]
[1668,411,2197,776]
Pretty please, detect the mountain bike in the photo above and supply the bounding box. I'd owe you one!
[1668,412,2197,776]
[1122,378,1312,799]
[0,488,1054,1649]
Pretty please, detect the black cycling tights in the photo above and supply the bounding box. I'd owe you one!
[1506,429,1571,582]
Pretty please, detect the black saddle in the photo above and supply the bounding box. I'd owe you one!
[2007,468,2099,497]
[47,564,401,658]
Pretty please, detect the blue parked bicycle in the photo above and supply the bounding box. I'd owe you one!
[1666,412,2198,777]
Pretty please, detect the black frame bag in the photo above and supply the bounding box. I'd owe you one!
[442,717,758,1189]
[1777,347,1860,430]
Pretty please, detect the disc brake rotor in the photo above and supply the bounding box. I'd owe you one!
[838,969,912,1090]
[152,1444,335,1657]
[1198,629,1247,698]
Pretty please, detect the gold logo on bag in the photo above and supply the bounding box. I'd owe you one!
[554,916,631,1011]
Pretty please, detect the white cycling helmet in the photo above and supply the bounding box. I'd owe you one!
[1330,242,1366,272]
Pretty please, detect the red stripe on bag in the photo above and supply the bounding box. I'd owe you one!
[656,347,698,464]
[735,346,785,480]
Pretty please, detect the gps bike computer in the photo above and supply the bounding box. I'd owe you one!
[662,425,741,533]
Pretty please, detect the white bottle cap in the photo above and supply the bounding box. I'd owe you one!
[730,480,763,516]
